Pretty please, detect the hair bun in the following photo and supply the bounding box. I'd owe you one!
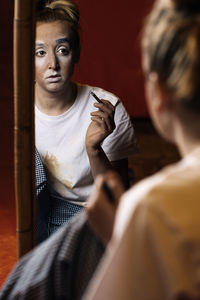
[36,0,59,12]
[36,0,47,11]
[172,0,200,14]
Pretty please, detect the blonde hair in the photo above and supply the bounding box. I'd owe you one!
[142,0,200,113]
[36,0,80,62]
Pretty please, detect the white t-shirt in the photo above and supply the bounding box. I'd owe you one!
[35,83,136,203]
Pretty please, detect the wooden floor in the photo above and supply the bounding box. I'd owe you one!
[0,165,17,288]
[0,74,17,287]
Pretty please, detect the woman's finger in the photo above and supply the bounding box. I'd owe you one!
[94,100,115,115]
[91,116,114,133]
[91,112,115,132]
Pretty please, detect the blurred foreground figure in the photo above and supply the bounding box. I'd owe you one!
[84,0,200,299]
[0,211,104,299]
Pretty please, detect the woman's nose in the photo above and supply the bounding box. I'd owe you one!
[48,53,59,70]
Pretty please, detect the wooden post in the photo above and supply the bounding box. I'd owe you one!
[13,0,36,258]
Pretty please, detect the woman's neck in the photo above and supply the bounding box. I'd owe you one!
[173,117,200,157]
[35,82,77,116]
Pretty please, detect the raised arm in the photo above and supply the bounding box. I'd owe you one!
[85,98,116,176]
[85,98,131,189]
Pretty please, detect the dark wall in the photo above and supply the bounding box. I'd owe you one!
[74,0,154,116]
[0,1,14,168]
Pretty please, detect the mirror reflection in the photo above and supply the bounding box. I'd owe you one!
[35,0,136,244]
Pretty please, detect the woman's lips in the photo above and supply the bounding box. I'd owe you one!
[46,75,61,83]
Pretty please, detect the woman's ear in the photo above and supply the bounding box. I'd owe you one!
[145,72,175,142]
[145,72,168,113]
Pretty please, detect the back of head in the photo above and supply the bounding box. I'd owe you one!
[142,0,200,116]
[36,0,80,61]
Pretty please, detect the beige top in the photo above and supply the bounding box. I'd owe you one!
[84,147,200,300]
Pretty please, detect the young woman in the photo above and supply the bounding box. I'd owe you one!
[84,0,200,299]
[35,0,136,235]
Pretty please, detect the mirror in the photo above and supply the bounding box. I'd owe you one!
[14,0,156,256]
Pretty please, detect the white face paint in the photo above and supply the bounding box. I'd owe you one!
[35,20,75,94]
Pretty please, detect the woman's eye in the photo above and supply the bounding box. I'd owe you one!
[57,47,70,56]
[35,50,46,57]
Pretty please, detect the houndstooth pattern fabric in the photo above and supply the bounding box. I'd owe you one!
[0,212,104,300]
[35,148,50,243]
[35,148,47,196]
[48,196,83,235]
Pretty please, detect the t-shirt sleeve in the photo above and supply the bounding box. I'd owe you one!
[101,101,136,161]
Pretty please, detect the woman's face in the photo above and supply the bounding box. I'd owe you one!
[35,20,75,94]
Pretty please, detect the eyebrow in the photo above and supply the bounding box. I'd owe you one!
[35,42,44,47]
[56,37,70,44]
[35,37,70,47]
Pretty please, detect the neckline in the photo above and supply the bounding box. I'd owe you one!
[35,83,81,120]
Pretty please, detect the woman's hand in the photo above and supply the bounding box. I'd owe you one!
[86,171,125,245]
[86,99,116,154]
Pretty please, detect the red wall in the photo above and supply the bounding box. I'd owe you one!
[73,0,154,116]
